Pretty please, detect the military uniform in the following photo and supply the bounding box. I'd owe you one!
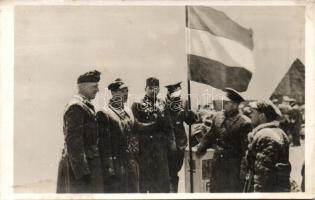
[278,103,291,134]
[132,95,175,193]
[166,106,192,192]
[164,82,197,192]
[288,105,302,146]
[57,94,103,193]
[197,111,252,192]
[246,121,291,192]
[97,102,139,193]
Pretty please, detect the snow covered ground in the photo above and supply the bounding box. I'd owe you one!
[14,140,304,193]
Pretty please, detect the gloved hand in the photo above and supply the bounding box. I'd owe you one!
[193,123,211,136]
[196,145,206,158]
[185,110,198,125]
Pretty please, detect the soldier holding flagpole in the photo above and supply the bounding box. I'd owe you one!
[164,82,198,192]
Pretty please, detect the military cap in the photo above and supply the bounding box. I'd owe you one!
[165,82,182,93]
[108,78,128,91]
[222,88,245,103]
[146,77,159,87]
[77,70,101,83]
[249,100,282,118]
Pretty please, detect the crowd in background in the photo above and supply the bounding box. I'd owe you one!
[197,95,305,148]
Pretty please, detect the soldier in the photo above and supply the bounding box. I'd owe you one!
[96,78,139,193]
[164,82,198,192]
[278,96,292,134]
[196,88,252,192]
[131,77,176,193]
[57,70,103,193]
[245,100,291,192]
[288,101,302,146]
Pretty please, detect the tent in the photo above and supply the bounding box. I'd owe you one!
[270,58,305,104]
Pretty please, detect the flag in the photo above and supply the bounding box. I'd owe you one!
[186,6,255,92]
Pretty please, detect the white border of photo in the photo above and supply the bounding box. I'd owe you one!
[0,0,314,199]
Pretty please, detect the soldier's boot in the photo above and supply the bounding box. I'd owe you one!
[170,176,179,193]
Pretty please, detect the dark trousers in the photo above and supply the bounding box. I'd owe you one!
[210,156,242,193]
[290,125,301,146]
[168,149,185,192]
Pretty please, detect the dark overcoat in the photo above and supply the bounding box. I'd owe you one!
[165,102,198,191]
[96,104,139,193]
[57,94,103,193]
[131,95,175,193]
[197,111,252,192]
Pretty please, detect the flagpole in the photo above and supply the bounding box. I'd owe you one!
[185,5,194,193]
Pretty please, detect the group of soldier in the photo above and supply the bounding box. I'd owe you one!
[57,70,196,193]
[56,70,292,193]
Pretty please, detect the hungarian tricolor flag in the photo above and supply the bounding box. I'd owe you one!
[186,6,255,92]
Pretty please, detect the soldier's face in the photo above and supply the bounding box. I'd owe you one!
[79,82,99,100]
[145,86,160,98]
[112,87,128,103]
[223,100,237,113]
[87,83,99,100]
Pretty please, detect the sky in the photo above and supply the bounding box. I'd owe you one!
[14,6,305,191]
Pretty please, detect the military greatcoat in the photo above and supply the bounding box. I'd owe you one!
[57,94,103,193]
[96,103,139,193]
[131,95,175,193]
[197,110,252,192]
[165,101,197,192]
